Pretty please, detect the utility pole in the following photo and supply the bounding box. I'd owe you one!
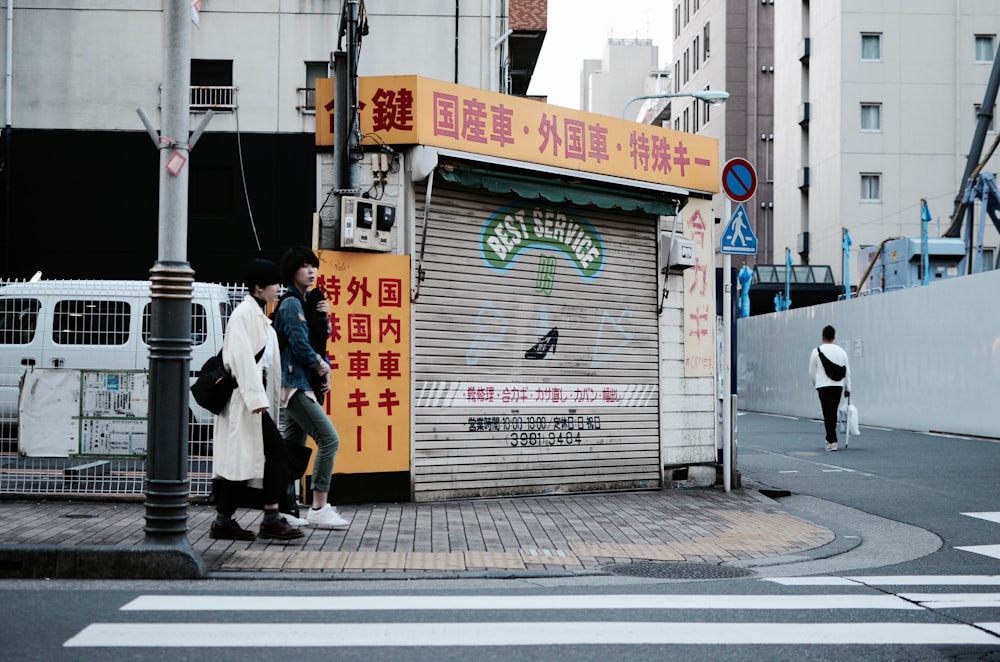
[322,0,363,250]
[137,0,204,576]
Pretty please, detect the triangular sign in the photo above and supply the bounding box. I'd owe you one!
[721,204,758,255]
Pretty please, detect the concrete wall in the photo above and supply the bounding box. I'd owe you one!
[736,269,1000,438]
[0,0,499,133]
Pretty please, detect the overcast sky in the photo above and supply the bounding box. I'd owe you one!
[527,0,673,110]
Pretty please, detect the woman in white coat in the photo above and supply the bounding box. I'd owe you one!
[210,259,303,541]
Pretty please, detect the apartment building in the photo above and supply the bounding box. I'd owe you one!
[775,1,1000,279]
[671,0,775,267]
[0,0,545,282]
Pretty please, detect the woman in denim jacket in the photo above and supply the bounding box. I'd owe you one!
[273,246,350,529]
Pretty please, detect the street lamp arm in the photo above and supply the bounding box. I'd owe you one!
[622,90,731,120]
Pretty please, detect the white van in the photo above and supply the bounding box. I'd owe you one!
[0,280,233,431]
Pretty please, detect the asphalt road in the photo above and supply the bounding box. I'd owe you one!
[2,412,999,660]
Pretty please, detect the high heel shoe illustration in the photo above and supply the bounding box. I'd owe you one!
[524,328,558,359]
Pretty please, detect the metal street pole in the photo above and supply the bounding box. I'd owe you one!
[143,0,197,555]
[722,199,732,493]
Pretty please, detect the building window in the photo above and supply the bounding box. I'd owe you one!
[861,173,881,201]
[674,5,681,38]
[976,35,995,62]
[860,103,881,131]
[190,59,235,111]
[861,33,881,61]
[674,117,681,131]
[694,0,700,11]
[703,23,711,60]
[693,36,700,72]
[683,107,690,133]
[683,49,690,84]
[693,98,700,132]
[674,61,680,93]
[300,61,329,113]
[684,0,690,25]
[975,104,997,132]
[703,86,712,124]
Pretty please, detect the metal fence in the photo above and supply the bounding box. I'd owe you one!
[0,279,248,498]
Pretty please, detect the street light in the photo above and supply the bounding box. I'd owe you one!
[622,89,730,120]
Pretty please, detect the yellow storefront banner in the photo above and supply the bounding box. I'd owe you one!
[356,75,720,194]
[315,251,410,473]
[315,77,336,146]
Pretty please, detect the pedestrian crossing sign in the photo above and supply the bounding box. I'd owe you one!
[721,203,758,255]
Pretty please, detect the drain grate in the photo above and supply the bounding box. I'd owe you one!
[602,562,755,580]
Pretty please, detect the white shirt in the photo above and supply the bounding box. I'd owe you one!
[809,342,852,391]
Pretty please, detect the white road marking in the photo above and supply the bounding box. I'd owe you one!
[956,545,1000,561]
[769,576,1000,586]
[777,470,799,474]
[64,622,1000,647]
[962,512,1000,525]
[121,594,921,612]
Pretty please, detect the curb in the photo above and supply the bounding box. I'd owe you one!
[0,542,206,580]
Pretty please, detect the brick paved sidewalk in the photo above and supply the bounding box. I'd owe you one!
[0,487,833,575]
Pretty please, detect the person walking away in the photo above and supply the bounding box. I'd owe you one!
[210,258,304,541]
[274,246,350,529]
[808,324,852,452]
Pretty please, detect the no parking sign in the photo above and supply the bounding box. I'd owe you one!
[721,158,757,203]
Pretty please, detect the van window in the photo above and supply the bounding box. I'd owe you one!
[0,298,40,345]
[141,303,210,345]
[53,300,131,346]
[219,301,232,334]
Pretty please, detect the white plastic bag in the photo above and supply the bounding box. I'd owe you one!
[846,403,860,436]
[838,401,860,436]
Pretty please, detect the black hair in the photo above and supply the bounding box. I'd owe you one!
[822,325,836,341]
[280,246,320,285]
[245,258,282,291]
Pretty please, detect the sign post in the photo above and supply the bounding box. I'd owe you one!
[719,159,758,493]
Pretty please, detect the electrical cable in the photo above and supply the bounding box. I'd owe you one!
[233,89,261,251]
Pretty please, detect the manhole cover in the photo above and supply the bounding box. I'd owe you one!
[602,562,755,580]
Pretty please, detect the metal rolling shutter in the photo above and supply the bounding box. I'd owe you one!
[412,182,660,501]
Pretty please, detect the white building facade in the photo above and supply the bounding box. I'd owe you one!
[773,1,1000,280]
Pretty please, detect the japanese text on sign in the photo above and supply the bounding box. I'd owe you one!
[317,252,411,474]
[357,75,720,194]
[413,382,658,409]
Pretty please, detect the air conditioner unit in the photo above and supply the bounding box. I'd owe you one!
[340,196,396,252]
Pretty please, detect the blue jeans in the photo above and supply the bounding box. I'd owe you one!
[283,390,340,493]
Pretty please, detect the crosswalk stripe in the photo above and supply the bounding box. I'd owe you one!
[768,576,1000,586]
[63,622,1000,647]
[121,594,920,611]
[956,545,1000,560]
[961,512,1000,524]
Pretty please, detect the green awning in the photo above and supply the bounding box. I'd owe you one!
[438,162,680,217]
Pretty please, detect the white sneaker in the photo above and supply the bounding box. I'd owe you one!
[281,512,310,527]
[826,442,838,452]
[307,504,350,529]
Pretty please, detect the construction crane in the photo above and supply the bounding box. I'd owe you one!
[944,42,1000,272]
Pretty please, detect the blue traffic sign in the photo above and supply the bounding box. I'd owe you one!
[721,204,758,255]
[721,158,757,203]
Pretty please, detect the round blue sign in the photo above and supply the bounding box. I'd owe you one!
[722,158,757,203]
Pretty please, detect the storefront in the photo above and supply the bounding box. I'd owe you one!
[319,75,719,501]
